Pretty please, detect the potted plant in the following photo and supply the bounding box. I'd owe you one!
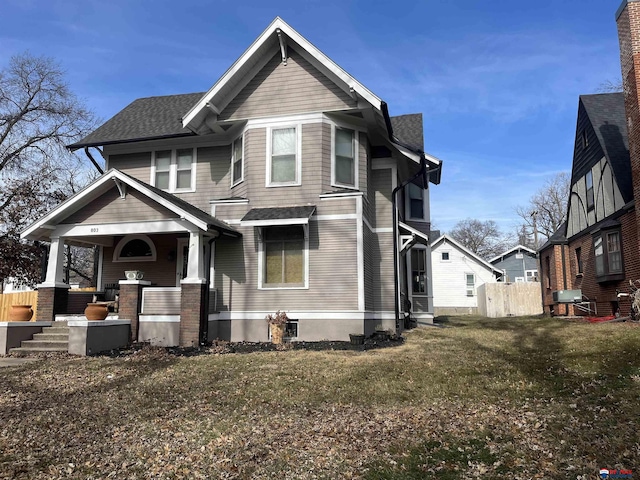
[374,324,390,341]
[85,303,109,321]
[8,305,33,322]
[265,310,289,345]
[349,333,365,345]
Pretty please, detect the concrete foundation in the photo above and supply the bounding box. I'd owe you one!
[68,320,131,356]
[0,322,51,355]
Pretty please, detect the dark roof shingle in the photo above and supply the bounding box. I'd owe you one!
[68,92,205,150]
[390,113,424,151]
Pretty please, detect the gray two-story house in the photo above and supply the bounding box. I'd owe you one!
[21,17,442,347]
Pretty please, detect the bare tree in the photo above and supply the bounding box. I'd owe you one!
[448,218,510,259]
[0,52,97,286]
[597,79,623,93]
[515,172,570,245]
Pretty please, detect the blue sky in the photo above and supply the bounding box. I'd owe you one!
[0,0,624,235]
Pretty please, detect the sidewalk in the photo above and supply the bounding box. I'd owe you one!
[0,358,39,368]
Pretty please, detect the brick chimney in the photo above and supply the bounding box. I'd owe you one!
[617,0,640,252]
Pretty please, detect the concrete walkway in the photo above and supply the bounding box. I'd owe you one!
[0,357,39,368]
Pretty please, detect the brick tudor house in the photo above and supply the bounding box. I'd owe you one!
[10,18,443,352]
[540,1,640,317]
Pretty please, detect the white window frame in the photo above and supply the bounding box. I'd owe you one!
[405,183,428,222]
[257,224,309,290]
[230,134,244,188]
[150,148,197,193]
[525,269,538,282]
[465,272,476,297]
[266,125,302,187]
[113,234,157,263]
[410,247,428,296]
[440,251,451,262]
[331,125,359,190]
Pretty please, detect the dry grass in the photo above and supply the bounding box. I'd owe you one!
[1,316,639,479]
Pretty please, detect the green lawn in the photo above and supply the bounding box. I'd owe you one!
[1,316,639,479]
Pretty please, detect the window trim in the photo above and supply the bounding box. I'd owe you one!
[150,148,197,193]
[586,170,594,212]
[440,251,451,262]
[465,272,476,297]
[410,247,427,296]
[405,182,428,222]
[113,234,157,263]
[593,226,624,283]
[575,247,583,275]
[331,125,359,190]
[230,134,244,188]
[525,269,538,282]
[257,224,309,290]
[266,125,302,187]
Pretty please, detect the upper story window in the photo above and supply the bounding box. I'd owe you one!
[231,135,244,187]
[586,170,594,211]
[575,247,583,275]
[441,251,450,261]
[333,127,357,189]
[268,126,300,186]
[151,148,196,192]
[593,228,623,282]
[407,183,425,220]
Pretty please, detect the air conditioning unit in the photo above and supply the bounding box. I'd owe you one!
[552,289,582,303]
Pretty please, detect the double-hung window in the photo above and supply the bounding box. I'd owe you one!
[586,170,594,211]
[466,273,475,297]
[231,135,243,186]
[152,148,195,192]
[268,127,299,186]
[411,248,427,295]
[408,183,425,220]
[593,227,623,282]
[333,127,356,188]
[262,226,307,288]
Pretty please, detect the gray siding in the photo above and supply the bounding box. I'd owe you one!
[108,152,151,182]
[62,187,177,225]
[371,232,395,311]
[373,169,392,227]
[214,219,358,312]
[219,49,356,122]
[492,253,537,282]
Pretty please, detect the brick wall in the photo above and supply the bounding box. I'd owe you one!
[565,210,639,316]
[180,283,206,347]
[618,2,640,258]
[35,287,69,322]
[541,244,573,315]
[118,283,144,342]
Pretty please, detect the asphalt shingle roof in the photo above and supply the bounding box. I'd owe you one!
[390,113,424,151]
[580,93,631,201]
[68,93,205,150]
[69,92,425,154]
[241,206,316,222]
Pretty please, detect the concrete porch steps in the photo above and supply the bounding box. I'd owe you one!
[9,321,70,355]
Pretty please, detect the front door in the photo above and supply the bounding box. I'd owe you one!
[176,238,189,286]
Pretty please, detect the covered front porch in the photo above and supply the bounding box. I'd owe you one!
[20,169,241,349]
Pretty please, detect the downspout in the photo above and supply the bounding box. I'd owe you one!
[381,101,443,329]
[84,147,104,175]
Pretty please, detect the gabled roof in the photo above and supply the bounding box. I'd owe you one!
[431,234,502,274]
[488,245,537,264]
[68,93,202,151]
[538,221,568,251]
[182,17,382,132]
[576,93,631,202]
[21,169,240,241]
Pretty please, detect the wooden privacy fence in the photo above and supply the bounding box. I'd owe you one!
[477,282,543,318]
[0,291,39,321]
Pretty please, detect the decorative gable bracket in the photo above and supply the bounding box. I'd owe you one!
[277,28,288,65]
[113,177,127,199]
[400,234,416,254]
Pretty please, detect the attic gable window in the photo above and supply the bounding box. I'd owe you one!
[151,148,196,193]
[231,135,244,187]
[581,129,589,149]
[586,170,594,211]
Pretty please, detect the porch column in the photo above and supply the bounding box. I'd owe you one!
[180,231,207,347]
[36,236,69,322]
[118,280,151,342]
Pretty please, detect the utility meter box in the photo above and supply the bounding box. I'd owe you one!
[552,289,582,303]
